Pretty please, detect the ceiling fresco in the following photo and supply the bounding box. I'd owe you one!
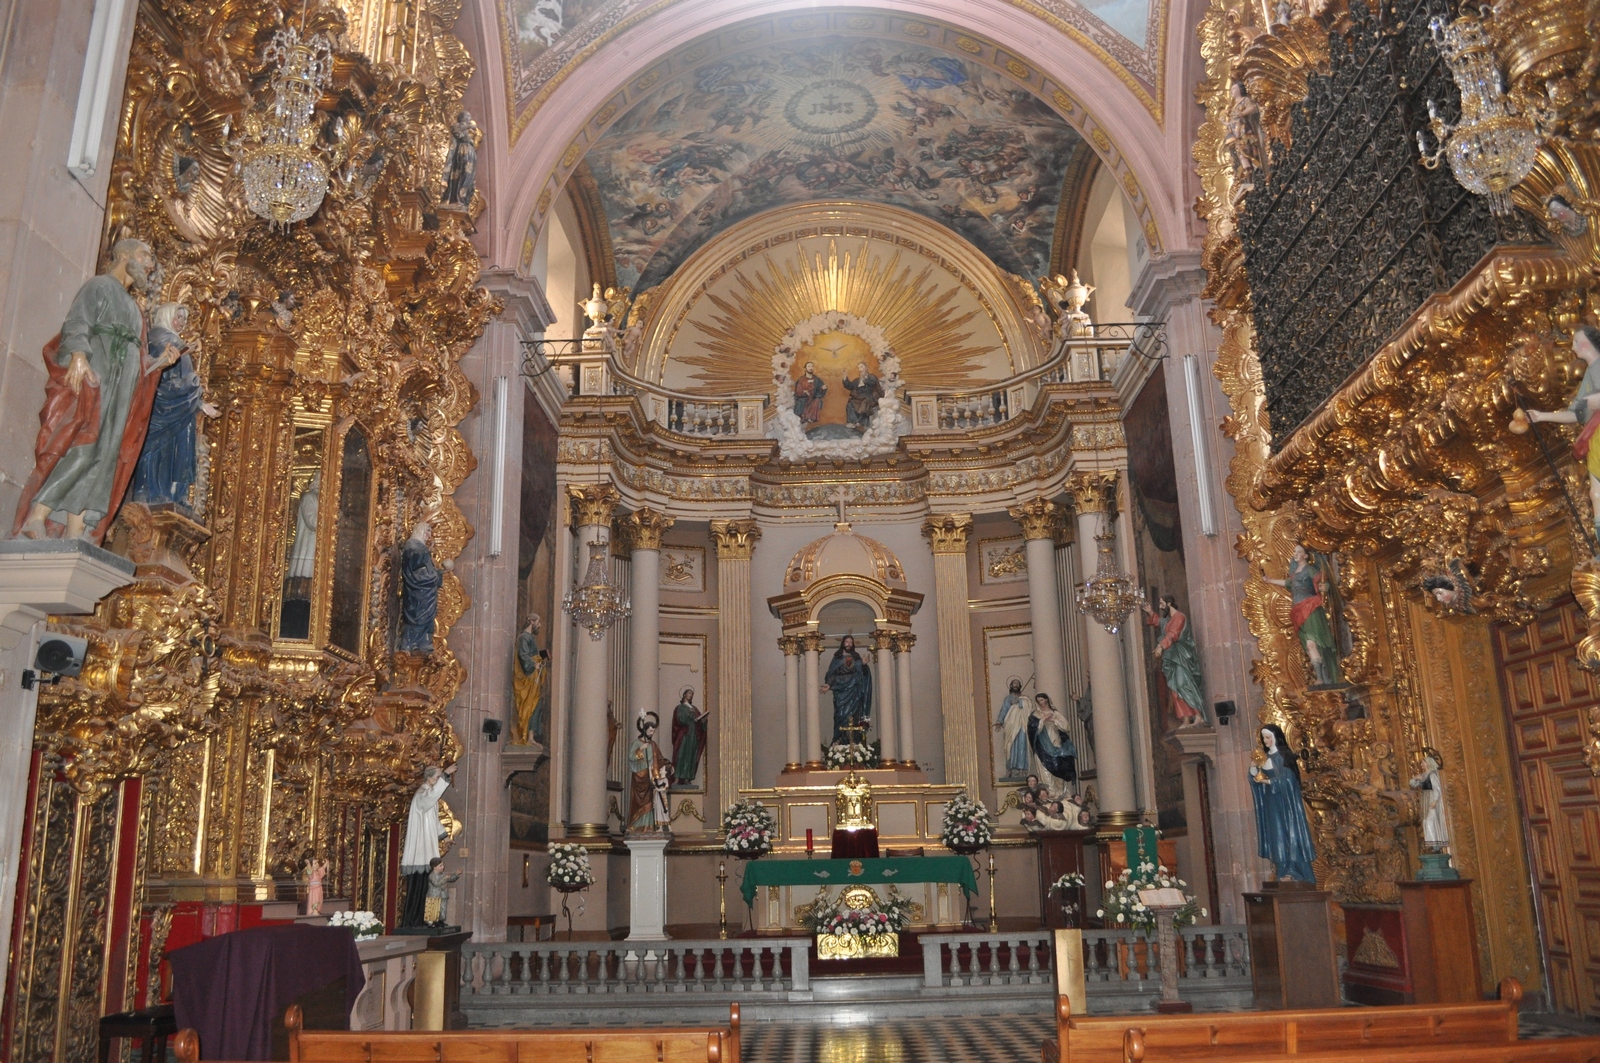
[497,3,1167,136]
[583,37,1084,291]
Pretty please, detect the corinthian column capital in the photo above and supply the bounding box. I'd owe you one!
[1065,470,1120,515]
[618,506,675,551]
[921,513,974,555]
[1008,498,1061,540]
[801,631,826,654]
[568,483,622,528]
[709,519,762,559]
[778,634,803,656]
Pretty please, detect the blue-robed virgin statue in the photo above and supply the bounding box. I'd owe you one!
[823,634,872,745]
[398,522,444,654]
[131,303,214,507]
[1249,724,1317,882]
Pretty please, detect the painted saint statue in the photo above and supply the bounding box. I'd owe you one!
[628,711,673,832]
[13,239,170,543]
[399,763,455,929]
[793,361,826,426]
[130,302,218,507]
[1143,595,1205,726]
[670,687,708,787]
[512,615,549,745]
[842,361,883,431]
[1262,545,1344,688]
[823,634,872,745]
[1027,692,1077,787]
[398,522,444,654]
[1525,325,1600,550]
[1249,725,1317,883]
[994,677,1031,780]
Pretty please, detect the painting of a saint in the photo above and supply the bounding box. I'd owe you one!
[1143,595,1205,726]
[1262,545,1348,688]
[512,615,549,745]
[823,634,872,745]
[843,361,883,431]
[793,361,826,426]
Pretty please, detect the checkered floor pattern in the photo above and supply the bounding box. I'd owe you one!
[738,1013,1590,1062]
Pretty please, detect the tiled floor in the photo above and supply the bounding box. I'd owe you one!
[740,1012,1590,1062]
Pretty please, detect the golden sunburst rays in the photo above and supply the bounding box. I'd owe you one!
[677,238,997,394]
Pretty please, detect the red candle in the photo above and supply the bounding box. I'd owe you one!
[806,829,814,853]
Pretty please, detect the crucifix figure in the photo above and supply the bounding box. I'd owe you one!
[834,487,850,526]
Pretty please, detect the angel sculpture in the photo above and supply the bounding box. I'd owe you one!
[1421,558,1475,615]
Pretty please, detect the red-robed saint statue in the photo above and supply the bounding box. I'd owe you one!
[12,239,172,545]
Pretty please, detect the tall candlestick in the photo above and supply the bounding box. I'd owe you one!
[987,851,998,933]
[717,861,729,940]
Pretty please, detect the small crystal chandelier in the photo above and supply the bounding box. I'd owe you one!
[1076,530,1145,634]
[235,25,335,227]
[563,538,630,640]
[1416,11,1539,216]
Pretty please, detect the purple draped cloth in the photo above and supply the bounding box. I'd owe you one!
[168,924,365,1060]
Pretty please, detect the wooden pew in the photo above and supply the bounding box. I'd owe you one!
[1152,1039,1600,1063]
[175,1002,741,1063]
[1043,978,1524,1063]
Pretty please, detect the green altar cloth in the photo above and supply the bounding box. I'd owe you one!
[739,856,978,905]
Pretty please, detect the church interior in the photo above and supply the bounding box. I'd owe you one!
[1,0,1599,1058]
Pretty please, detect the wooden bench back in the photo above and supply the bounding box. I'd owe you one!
[1171,1036,1600,1063]
[1056,978,1521,1063]
[174,1002,740,1063]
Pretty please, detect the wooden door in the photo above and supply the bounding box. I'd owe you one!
[1497,600,1600,1015]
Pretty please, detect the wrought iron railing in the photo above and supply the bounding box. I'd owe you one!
[1237,0,1541,447]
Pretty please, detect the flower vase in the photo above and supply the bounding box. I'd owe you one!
[1060,902,1080,929]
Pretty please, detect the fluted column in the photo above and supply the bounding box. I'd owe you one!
[710,519,760,810]
[1066,471,1138,828]
[1011,498,1068,708]
[870,630,898,764]
[780,637,803,769]
[802,632,824,767]
[923,514,977,789]
[621,508,674,722]
[894,633,918,768]
[1053,517,1094,773]
[567,484,621,837]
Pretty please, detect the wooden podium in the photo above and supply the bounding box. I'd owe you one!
[1342,880,1481,1004]
[1036,831,1091,928]
[1245,883,1339,1009]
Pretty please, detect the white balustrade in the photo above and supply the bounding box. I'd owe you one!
[920,926,1249,989]
[462,938,811,998]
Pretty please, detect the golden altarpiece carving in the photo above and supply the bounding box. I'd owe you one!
[1,2,495,1059]
[1196,0,1598,1005]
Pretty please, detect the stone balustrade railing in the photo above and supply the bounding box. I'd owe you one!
[462,938,812,999]
[918,925,1250,990]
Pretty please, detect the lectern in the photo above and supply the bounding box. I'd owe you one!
[1244,882,1339,1008]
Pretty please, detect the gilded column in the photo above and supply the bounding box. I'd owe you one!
[568,484,621,837]
[621,507,674,723]
[924,512,977,789]
[1011,498,1068,707]
[802,631,825,767]
[870,630,898,764]
[1066,471,1138,829]
[894,633,918,769]
[780,636,803,770]
[710,519,760,808]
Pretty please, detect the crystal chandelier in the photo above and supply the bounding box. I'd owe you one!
[1417,11,1539,216]
[563,538,630,640]
[235,25,335,227]
[1076,530,1145,634]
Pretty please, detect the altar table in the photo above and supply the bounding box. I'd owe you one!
[740,855,978,905]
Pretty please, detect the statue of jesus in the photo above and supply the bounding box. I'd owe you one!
[823,634,872,745]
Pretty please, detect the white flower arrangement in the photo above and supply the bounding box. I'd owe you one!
[799,889,915,938]
[547,843,596,891]
[824,741,880,768]
[940,791,993,851]
[721,798,776,858]
[1095,861,1206,934]
[1052,872,1086,892]
[328,910,383,940]
[769,313,906,462]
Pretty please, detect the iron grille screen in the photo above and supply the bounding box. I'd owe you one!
[1237,0,1539,449]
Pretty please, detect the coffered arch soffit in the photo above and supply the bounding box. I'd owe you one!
[639,201,1051,395]
[492,8,1171,275]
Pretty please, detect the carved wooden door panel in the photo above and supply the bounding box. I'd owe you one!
[1497,600,1600,1016]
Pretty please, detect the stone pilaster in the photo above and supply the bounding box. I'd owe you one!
[449,269,552,942]
[779,636,802,769]
[710,519,760,810]
[802,631,824,767]
[893,632,918,768]
[869,630,898,763]
[922,514,977,790]
[567,484,621,837]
